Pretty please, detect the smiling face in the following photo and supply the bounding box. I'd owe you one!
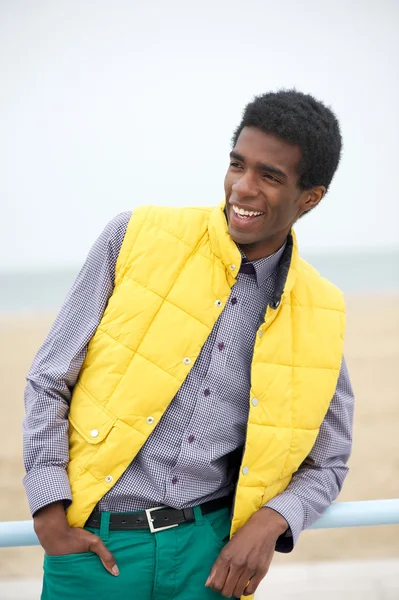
[224,127,325,260]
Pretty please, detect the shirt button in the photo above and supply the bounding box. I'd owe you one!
[215,300,223,307]
[231,297,237,305]
[188,434,195,443]
[217,342,225,351]
[90,429,99,438]
[146,416,155,424]
[105,475,113,483]
[183,357,191,365]
[252,398,258,406]
[242,466,249,475]
[204,388,210,397]
[172,476,178,485]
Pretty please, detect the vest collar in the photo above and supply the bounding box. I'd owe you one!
[208,202,243,280]
[270,230,298,308]
[208,201,299,306]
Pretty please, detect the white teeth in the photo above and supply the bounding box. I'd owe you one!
[233,205,263,217]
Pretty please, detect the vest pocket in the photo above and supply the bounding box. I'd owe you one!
[68,384,116,445]
[67,384,141,486]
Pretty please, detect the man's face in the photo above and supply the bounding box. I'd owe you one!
[224,127,321,259]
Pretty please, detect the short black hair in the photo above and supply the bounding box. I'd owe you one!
[233,89,342,193]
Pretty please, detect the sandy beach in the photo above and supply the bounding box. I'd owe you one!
[0,293,398,579]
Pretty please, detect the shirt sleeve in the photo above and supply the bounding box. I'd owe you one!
[263,357,354,552]
[22,211,131,517]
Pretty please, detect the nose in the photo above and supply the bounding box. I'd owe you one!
[231,171,258,199]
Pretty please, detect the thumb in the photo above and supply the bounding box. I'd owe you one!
[88,535,119,576]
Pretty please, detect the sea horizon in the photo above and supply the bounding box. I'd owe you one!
[1,249,399,315]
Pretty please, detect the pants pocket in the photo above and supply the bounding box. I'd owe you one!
[203,508,231,547]
[44,551,95,561]
[42,552,102,600]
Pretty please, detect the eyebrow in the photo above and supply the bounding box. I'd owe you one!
[229,150,288,180]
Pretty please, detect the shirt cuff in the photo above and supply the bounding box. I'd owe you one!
[23,466,72,517]
[263,492,305,553]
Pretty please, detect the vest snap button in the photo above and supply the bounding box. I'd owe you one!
[258,330,264,338]
[90,429,99,438]
[252,398,258,407]
[105,475,113,483]
[183,357,191,365]
[215,300,223,308]
[242,466,249,475]
[146,416,155,424]
[229,264,236,271]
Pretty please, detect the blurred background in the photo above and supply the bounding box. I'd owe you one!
[1,0,398,598]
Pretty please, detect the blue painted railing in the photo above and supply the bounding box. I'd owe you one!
[1,499,399,548]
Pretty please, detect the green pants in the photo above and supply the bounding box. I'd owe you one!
[41,506,238,599]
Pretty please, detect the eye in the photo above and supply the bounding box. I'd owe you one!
[262,172,280,183]
[230,161,243,169]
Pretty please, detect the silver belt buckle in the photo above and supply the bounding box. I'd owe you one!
[145,506,179,533]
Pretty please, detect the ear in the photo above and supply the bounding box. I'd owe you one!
[300,186,326,214]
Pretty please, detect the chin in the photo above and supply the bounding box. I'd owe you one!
[228,224,257,246]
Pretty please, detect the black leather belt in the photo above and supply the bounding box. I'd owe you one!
[86,494,233,533]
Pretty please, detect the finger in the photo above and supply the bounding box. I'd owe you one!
[233,568,256,599]
[220,564,247,598]
[206,557,229,592]
[88,536,119,576]
[205,564,216,586]
[243,572,264,596]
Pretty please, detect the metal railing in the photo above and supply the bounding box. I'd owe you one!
[1,499,399,548]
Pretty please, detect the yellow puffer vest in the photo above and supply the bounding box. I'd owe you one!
[66,202,345,560]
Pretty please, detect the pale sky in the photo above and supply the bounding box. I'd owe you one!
[1,0,398,271]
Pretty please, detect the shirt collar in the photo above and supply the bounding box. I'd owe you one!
[237,241,287,288]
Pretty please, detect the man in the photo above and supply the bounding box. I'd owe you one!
[23,89,354,600]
